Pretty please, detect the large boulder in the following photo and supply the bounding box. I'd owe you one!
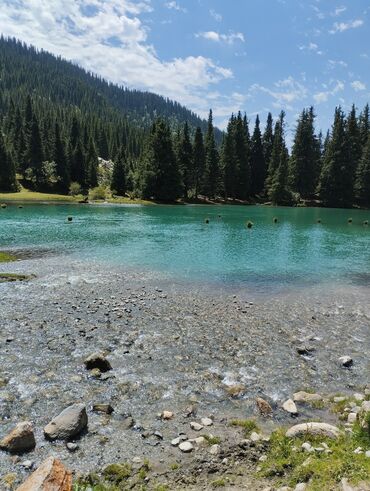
[44,404,87,441]
[16,457,72,491]
[293,391,322,403]
[0,422,36,453]
[286,422,340,439]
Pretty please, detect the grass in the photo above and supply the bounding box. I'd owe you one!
[0,252,17,263]
[258,422,370,490]
[0,188,81,202]
[0,273,34,282]
[211,478,226,487]
[230,419,260,437]
[204,435,222,445]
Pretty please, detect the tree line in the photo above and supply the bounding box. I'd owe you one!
[0,98,370,208]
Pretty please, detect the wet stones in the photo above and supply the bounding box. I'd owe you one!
[201,417,213,427]
[286,422,340,439]
[293,391,323,403]
[16,457,72,491]
[283,399,298,416]
[93,404,114,415]
[44,403,88,441]
[256,397,273,416]
[190,422,203,431]
[339,356,353,368]
[0,422,36,453]
[84,352,112,372]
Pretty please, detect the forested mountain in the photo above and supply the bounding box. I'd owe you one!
[0,36,369,208]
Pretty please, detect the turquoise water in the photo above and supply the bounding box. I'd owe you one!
[1,204,370,289]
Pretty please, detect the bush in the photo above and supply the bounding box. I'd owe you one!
[69,182,82,196]
[90,185,107,200]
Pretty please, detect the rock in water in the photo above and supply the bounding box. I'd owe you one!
[283,399,298,415]
[339,356,353,368]
[16,457,72,491]
[293,391,322,403]
[84,353,112,372]
[0,422,36,453]
[286,422,340,439]
[44,404,88,441]
[256,397,273,416]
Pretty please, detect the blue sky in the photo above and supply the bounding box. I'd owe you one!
[1,0,369,140]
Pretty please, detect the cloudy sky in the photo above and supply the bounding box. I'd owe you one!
[1,0,368,138]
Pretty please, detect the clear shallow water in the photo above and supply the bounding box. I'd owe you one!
[1,203,370,290]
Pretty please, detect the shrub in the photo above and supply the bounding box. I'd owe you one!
[90,185,107,200]
[69,182,82,196]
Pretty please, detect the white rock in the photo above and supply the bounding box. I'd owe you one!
[334,397,346,403]
[339,356,353,368]
[179,441,193,453]
[44,403,87,441]
[250,432,261,442]
[365,450,370,458]
[209,444,221,455]
[190,422,203,431]
[347,413,357,424]
[293,391,322,403]
[283,399,298,415]
[353,447,363,454]
[191,436,206,447]
[301,442,313,453]
[161,411,174,420]
[295,484,307,491]
[362,401,370,412]
[201,417,213,427]
[286,422,340,439]
[354,393,365,401]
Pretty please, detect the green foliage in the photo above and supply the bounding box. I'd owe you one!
[0,132,18,192]
[203,435,222,445]
[0,252,16,263]
[111,148,126,196]
[90,185,108,201]
[250,115,266,196]
[230,419,259,437]
[103,463,132,483]
[69,182,82,196]
[211,478,226,487]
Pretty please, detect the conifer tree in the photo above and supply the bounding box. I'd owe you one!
[71,140,87,191]
[0,131,18,192]
[269,146,291,204]
[359,103,369,147]
[235,112,251,199]
[178,122,193,198]
[262,112,274,179]
[54,122,70,193]
[111,148,126,196]
[25,115,44,188]
[355,137,370,206]
[221,116,237,199]
[86,139,99,188]
[69,115,80,150]
[192,127,205,198]
[265,112,286,194]
[202,110,219,199]
[250,115,266,196]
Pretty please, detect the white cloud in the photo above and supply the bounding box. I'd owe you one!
[0,0,235,119]
[330,19,364,33]
[313,80,345,103]
[299,42,323,55]
[210,9,222,22]
[164,1,186,13]
[328,59,348,68]
[351,80,366,91]
[250,77,307,111]
[196,31,245,45]
[332,6,347,17]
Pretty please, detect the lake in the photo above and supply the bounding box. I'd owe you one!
[1,203,369,292]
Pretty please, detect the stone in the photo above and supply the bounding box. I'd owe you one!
[226,384,246,398]
[92,404,114,414]
[283,399,298,415]
[354,393,364,402]
[161,411,174,420]
[192,436,206,447]
[339,356,353,368]
[250,432,261,442]
[362,401,370,412]
[301,442,313,453]
[256,397,273,416]
[16,457,72,491]
[44,404,88,441]
[20,461,34,470]
[293,391,322,403]
[295,485,307,491]
[201,417,213,426]
[190,422,203,431]
[334,397,346,403]
[347,413,357,424]
[366,450,370,458]
[179,441,193,453]
[84,353,112,372]
[209,444,220,455]
[0,422,36,453]
[66,443,78,452]
[286,422,340,439]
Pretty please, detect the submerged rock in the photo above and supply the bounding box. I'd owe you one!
[0,422,36,453]
[286,422,340,439]
[339,356,353,368]
[16,457,72,491]
[44,403,88,441]
[84,353,112,372]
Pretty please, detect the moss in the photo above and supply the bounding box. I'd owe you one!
[0,273,34,282]
[211,478,226,487]
[259,424,370,490]
[230,419,259,437]
[204,435,222,445]
[170,463,180,471]
[103,463,132,483]
[0,252,16,263]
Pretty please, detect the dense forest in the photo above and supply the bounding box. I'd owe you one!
[0,37,369,208]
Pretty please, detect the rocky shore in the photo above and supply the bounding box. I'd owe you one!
[0,254,369,489]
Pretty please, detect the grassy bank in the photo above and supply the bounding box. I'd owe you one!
[0,252,17,263]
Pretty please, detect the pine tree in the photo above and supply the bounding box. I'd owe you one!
[318,108,352,207]
[235,113,251,200]
[221,116,237,199]
[202,110,219,198]
[69,115,80,150]
[289,107,320,198]
[265,112,286,194]
[346,105,362,183]
[86,139,99,188]
[359,104,369,147]
[355,137,370,205]
[71,140,87,190]
[192,127,205,198]
[25,115,44,188]
[178,122,193,198]
[111,148,127,196]
[136,119,181,201]
[54,122,70,193]
[250,115,266,196]
[262,112,274,182]
[269,146,291,204]
[0,131,18,192]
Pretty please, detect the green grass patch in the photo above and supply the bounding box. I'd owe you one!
[0,252,16,263]
[204,434,222,445]
[0,188,81,202]
[230,419,260,437]
[0,273,34,282]
[211,478,226,487]
[259,423,370,490]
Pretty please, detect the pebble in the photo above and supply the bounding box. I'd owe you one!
[200,417,213,427]
[293,391,322,403]
[339,356,353,368]
[179,441,193,453]
[301,442,314,453]
[209,444,221,455]
[44,403,88,441]
[283,399,298,415]
[190,422,203,431]
[366,451,370,458]
[19,460,34,470]
[347,413,357,424]
[161,411,174,420]
[250,432,261,442]
[66,442,78,452]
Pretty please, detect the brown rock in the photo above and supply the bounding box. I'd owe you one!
[44,404,87,441]
[256,397,273,416]
[16,457,72,491]
[0,422,36,453]
[226,384,246,398]
[92,404,114,415]
[84,353,112,372]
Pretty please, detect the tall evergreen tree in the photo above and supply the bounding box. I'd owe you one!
[192,127,205,198]
[25,115,44,187]
[355,136,370,206]
[54,122,70,193]
[318,107,352,207]
[262,112,274,183]
[265,112,286,194]
[346,105,362,182]
[269,146,291,204]
[250,115,266,196]
[359,103,369,147]
[86,138,99,188]
[71,140,87,190]
[111,148,126,196]
[202,110,219,198]
[221,115,237,199]
[0,131,18,192]
[235,112,251,199]
[178,122,193,198]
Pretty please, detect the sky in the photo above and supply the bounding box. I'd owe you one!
[1,0,369,140]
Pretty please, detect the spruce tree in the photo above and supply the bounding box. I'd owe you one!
[178,122,193,198]
[235,112,251,200]
[111,148,126,196]
[202,110,219,199]
[71,140,87,190]
[346,105,362,183]
[25,115,44,188]
[192,127,205,198]
[355,137,370,205]
[0,132,18,192]
[86,139,99,188]
[221,116,237,199]
[250,115,266,196]
[262,112,274,180]
[318,108,352,207]
[54,122,70,193]
[269,146,291,204]
[359,104,369,147]
[265,112,286,194]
